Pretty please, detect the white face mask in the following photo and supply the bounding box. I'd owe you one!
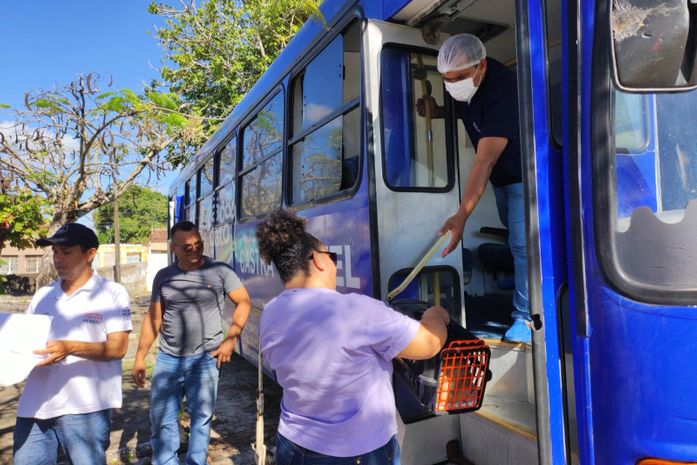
[444,64,480,103]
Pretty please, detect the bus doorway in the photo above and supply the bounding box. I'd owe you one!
[366,1,544,462]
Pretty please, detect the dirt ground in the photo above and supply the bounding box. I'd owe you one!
[0,293,283,465]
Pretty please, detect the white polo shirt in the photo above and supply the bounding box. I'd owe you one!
[17,272,132,419]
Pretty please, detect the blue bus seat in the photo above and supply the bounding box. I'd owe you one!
[477,226,514,291]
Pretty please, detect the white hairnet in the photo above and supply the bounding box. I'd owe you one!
[437,34,487,74]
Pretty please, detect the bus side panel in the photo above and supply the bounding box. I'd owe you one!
[574,1,697,463]
[584,280,697,463]
[232,188,373,366]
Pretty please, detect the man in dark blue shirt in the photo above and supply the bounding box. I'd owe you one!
[418,33,530,343]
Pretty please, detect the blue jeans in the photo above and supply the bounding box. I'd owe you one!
[493,182,530,321]
[275,434,400,465]
[150,351,220,465]
[13,409,111,465]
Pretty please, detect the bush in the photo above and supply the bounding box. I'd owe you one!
[0,274,36,295]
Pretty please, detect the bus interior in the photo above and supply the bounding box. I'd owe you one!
[379,2,545,464]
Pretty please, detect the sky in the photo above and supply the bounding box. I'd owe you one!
[0,0,179,193]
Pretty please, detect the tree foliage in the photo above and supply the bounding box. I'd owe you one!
[0,181,49,257]
[93,184,168,244]
[0,74,201,282]
[149,0,322,139]
[0,74,199,230]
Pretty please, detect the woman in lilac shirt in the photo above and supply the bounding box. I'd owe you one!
[256,209,449,465]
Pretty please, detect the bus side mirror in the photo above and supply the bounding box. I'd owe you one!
[611,0,697,90]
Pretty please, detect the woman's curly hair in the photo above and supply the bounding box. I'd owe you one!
[256,209,320,282]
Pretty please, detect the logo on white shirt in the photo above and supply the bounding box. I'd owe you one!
[83,313,103,324]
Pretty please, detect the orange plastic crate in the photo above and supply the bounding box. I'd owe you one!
[435,339,491,413]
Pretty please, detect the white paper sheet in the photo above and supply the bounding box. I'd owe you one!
[0,312,53,386]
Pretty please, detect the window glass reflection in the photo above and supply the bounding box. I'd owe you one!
[243,93,284,167]
[301,37,343,131]
[198,194,215,231]
[199,158,215,197]
[241,153,282,217]
[220,138,237,185]
[216,182,236,224]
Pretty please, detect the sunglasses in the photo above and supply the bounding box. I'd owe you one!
[173,240,204,251]
[313,250,338,265]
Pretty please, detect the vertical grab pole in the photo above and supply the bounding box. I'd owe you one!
[433,272,441,306]
[415,54,435,185]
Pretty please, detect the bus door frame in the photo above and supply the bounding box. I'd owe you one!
[515,0,572,463]
[363,19,467,318]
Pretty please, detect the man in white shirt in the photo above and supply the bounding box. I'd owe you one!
[13,223,132,465]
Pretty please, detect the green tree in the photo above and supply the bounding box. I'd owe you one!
[0,74,201,283]
[93,185,168,244]
[0,182,49,257]
[149,0,322,139]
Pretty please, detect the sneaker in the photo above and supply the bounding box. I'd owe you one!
[502,319,532,344]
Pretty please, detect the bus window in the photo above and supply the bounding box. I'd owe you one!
[184,178,197,222]
[612,92,653,217]
[199,157,216,197]
[217,180,236,224]
[241,155,282,217]
[656,93,697,211]
[217,135,237,226]
[603,88,697,297]
[299,37,342,131]
[198,156,216,242]
[219,136,237,186]
[174,183,186,223]
[198,193,215,231]
[381,47,449,189]
[242,93,283,168]
[241,91,284,217]
[168,196,176,231]
[289,21,361,204]
[387,267,461,323]
[613,92,648,153]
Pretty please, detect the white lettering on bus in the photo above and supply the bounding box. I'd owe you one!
[235,232,275,277]
[329,245,361,290]
[232,235,360,287]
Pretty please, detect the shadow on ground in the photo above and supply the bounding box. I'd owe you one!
[109,355,283,465]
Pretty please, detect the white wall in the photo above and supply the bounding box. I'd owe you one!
[146,251,169,291]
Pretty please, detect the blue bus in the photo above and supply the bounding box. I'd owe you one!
[168,1,697,464]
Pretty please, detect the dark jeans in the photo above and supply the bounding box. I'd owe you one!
[275,433,400,465]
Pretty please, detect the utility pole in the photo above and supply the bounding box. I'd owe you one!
[114,197,121,283]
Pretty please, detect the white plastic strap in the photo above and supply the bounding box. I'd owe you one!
[386,231,451,301]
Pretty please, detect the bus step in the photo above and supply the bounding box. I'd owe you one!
[459,396,537,465]
[482,338,534,404]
